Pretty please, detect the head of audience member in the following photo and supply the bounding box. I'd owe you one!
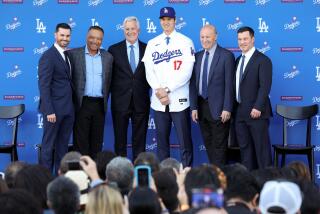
[153,168,179,213]
[134,152,160,173]
[184,164,222,207]
[86,185,123,214]
[237,26,255,54]
[129,187,162,214]
[55,22,71,49]
[14,164,53,209]
[86,25,104,55]
[4,161,28,188]
[222,163,259,210]
[123,16,140,45]
[106,156,134,196]
[298,180,320,214]
[287,161,311,182]
[59,151,82,175]
[259,180,302,214]
[160,157,180,172]
[47,176,80,214]
[251,167,282,192]
[0,189,42,214]
[196,208,228,214]
[95,150,116,180]
[0,176,8,193]
[200,24,217,51]
[159,7,176,35]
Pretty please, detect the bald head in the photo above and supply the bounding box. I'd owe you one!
[200,24,218,50]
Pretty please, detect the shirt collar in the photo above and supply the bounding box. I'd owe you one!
[242,46,255,58]
[161,30,177,39]
[85,45,101,56]
[205,43,217,55]
[126,40,139,49]
[54,43,66,54]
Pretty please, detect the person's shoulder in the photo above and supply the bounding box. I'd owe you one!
[255,49,271,63]
[175,32,193,44]
[108,40,125,51]
[218,45,234,58]
[67,47,84,54]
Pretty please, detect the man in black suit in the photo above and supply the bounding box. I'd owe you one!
[38,23,74,174]
[234,26,273,170]
[108,16,150,160]
[68,26,113,159]
[190,24,235,166]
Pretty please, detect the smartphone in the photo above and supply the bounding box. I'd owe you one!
[191,188,224,209]
[134,165,151,187]
[66,160,81,170]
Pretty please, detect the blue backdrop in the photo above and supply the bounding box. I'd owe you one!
[1,0,320,181]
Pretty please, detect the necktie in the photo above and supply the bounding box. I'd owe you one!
[237,55,245,103]
[129,45,136,72]
[201,51,209,99]
[64,51,71,75]
[166,37,170,45]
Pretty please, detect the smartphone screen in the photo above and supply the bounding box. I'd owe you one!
[192,188,224,209]
[67,161,81,170]
[134,165,151,187]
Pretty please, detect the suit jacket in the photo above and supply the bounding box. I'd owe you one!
[108,40,150,112]
[67,47,113,112]
[38,45,73,116]
[234,49,273,120]
[190,45,235,120]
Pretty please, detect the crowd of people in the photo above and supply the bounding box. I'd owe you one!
[0,151,319,214]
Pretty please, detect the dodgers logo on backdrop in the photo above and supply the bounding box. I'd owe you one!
[33,0,48,6]
[284,17,300,30]
[33,42,48,55]
[116,23,123,31]
[5,17,21,31]
[314,0,320,4]
[7,65,22,79]
[316,164,320,179]
[37,113,43,129]
[258,41,271,54]
[199,144,206,151]
[152,49,183,64]
[316,66,320,81]
[316,115,320,130]
[227,17,243,30]
[143,0,159,5]
[258,18,269,33]
[175,17,186,30]
[313,48,320,55]
[34,95,40,103]
[91,18,99,26]
[146,18,157,33]
[286,120,299,127]
[148,116,156,129]
[316,17,320,32]
[88,0,103,6]
[146,138,157,151]
[199,0,214,5]
[284,65,299,79]
[68,18,76,28]
[202,18,210,26]
[7,117,22,126]
[312,96,320,103]
[255,0,270,5]
[36,18,46,33]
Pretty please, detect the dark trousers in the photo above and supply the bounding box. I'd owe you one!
[112,98,149,160]
[40,113,74,175]
[198,97,230,167]
[73,96,105,159]
[235,117,272,170]
[154,106,193,167]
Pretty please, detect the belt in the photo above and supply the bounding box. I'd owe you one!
[83,96,103,101]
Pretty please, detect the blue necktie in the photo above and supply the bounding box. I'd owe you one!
[166,37,170,45]
[129,45,136,72]
[201,51,209,99]
[237,55,245,103]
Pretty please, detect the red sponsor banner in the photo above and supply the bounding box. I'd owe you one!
[224,0,245,3]
[3,95,25,100]
[281,0,303,2]
[280,47,303,52]
[226,47,241,52]
[168,0,189,3]
[57,0,79,4]
[3,47,24,52]
[113,0,134,3]
[2,0,23,3]
[3,142,26,147]
[280,96,303,101]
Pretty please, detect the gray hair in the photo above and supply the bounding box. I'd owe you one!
[106,157,134,196]
[160,157,181,172]
[59,151,81,174]
[123,16,140,29]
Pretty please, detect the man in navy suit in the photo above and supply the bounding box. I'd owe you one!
[108,16,150,160]
[38,23,74,174]
[190,24,235,166]
[234,26,273,170]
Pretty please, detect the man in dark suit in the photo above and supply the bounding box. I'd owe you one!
[68,26,113,159]
[234,26,273,170]
[38,23,74,174]
[108,16,150,160]
[190,24,235,166]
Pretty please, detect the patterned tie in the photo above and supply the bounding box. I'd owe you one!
[129,45,136,72]
[201,51,209,99]
[166,37,170,45]
[237,55,245,103]
[64,51,71,75]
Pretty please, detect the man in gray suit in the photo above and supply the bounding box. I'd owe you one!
[67,26,113,159]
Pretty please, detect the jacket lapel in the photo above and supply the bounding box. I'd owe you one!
[241,50,258,82]
[195,51,204,89]
[120,41,134,76]
[53,46,71,79]
[208,45,221,83]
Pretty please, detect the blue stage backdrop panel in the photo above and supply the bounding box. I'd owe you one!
[0,0,320,181]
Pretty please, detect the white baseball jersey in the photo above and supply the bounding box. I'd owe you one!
[142,30,195,112]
